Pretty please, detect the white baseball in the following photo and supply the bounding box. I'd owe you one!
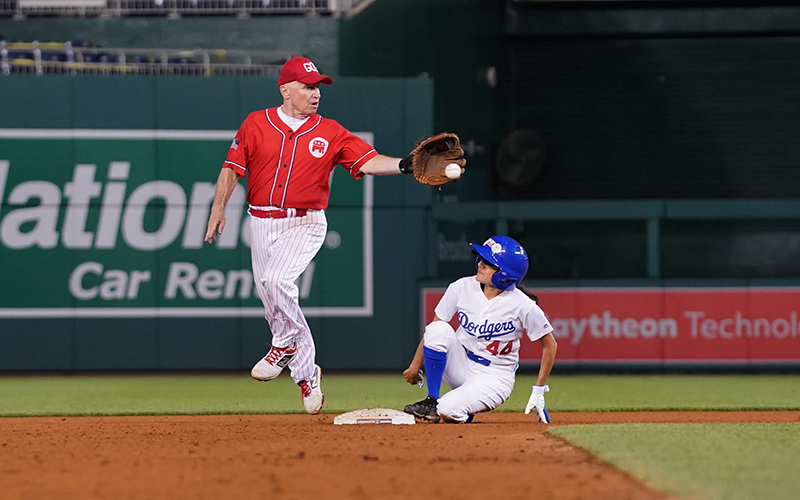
[445,163,462,180]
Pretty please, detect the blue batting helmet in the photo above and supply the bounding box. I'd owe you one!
[470,236,529,291]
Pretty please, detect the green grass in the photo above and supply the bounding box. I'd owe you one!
[550,423,800,500]
[512,374,800,411]
[0,373,799,416]
[0,373,427,416]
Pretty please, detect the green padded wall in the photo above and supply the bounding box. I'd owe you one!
[0,74,433,371]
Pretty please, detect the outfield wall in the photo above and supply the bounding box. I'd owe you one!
[422,287,800,369]
[0,74,433,371]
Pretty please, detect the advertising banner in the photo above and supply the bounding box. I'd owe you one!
[421,287,800,364]
[0,129,374,318]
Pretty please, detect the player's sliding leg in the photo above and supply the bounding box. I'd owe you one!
[438,375,512,423]
[422,346,447,399]
[403,346,446,422]
[404,321,467,422]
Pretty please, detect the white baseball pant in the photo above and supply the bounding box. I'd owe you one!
[249,209,327,384]
[424,321,515,422]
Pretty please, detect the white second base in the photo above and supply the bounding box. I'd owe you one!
[333,408,415,425]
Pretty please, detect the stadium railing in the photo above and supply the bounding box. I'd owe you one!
[0,40,300,76]
[0,0,367,19]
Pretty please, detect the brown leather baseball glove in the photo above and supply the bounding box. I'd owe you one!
[400,132,466,186]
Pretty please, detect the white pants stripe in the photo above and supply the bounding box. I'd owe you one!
[250,210,327,383]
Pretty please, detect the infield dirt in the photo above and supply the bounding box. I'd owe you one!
[2,411,798,500]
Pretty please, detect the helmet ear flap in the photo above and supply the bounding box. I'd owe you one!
[491,272,517,291]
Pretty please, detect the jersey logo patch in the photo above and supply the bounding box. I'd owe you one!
[309,137,329,158]
[230,139,239,150]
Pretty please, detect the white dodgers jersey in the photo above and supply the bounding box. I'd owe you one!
[434,277,553,371]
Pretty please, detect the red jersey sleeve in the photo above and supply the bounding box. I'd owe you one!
[333,126,378,180]
[223,117,250,177]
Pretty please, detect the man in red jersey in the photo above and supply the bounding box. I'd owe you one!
[204,56,413,414]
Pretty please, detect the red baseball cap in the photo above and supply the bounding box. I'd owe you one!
[278,56,333,86]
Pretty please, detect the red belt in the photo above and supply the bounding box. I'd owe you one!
[249,207,308,219]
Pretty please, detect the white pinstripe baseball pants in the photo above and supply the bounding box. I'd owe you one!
[249,209,327,384]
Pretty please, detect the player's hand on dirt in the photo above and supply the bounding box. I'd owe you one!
[525,384,550,423]
[205,212,226,243]
[403,367,423,386]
